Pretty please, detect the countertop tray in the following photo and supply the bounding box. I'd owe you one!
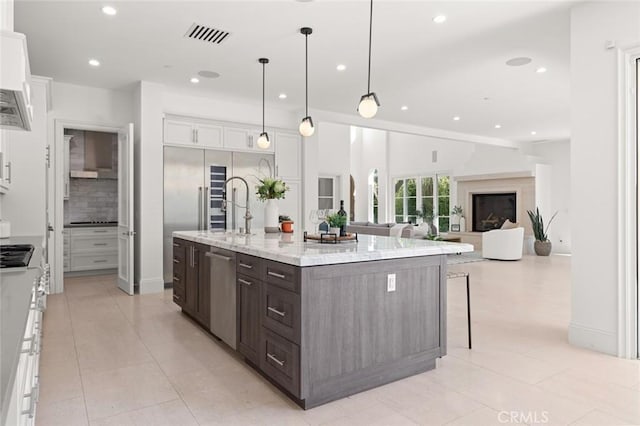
[303,232,358,244]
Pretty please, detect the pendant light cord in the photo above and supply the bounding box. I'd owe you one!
[262,62,265,133]
[305,33,309,117]
[367,0,373,94]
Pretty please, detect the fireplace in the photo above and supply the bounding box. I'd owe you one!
[472,193,516,231]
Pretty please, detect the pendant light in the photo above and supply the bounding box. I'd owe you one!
[257,58,270,149]
[299,27,315,137]
[358,0,380,118]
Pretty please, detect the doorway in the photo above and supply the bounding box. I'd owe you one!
[51,121,134,295]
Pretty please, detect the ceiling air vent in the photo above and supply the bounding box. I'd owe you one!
[185,23,230,45]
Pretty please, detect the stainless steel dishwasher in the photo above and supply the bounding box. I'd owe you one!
[206,247,237,349]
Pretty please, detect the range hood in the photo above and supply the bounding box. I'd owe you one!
[69,131,117,179]
[0,31,32,131]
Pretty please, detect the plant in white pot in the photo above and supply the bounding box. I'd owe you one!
[256,177,289,233]
[326,213,347,236]
[451,205,464,231]
[527,207,558,256]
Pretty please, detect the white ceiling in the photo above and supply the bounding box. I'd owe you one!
[15,0,571,143]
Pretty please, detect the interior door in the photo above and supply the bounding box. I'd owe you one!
[117,123,135,295]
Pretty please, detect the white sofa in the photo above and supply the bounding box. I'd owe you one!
[481,227,525,260]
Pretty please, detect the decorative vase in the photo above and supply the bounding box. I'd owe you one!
[281,221,294,233]
[459,217,466,232]
[264,199,280,233]
[451,215,460,226]
[534,240,552,256]
[329,227,341,235]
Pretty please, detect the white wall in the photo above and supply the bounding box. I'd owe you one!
[531,140,571,254]
[569,1,640,355]
[317,122,350,211]
[49,82,134,126]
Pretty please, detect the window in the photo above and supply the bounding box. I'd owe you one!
[318,177,334,210]
[393,174,450,231]
[368,169,379,223]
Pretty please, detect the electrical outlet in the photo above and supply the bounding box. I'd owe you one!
[387,274,396,292]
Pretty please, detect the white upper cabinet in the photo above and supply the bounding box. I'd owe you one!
[164,118,222,148]
[274,131,301,180]
[0,131,11,193]
[223,126,274,153]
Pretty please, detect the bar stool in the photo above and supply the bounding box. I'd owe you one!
[446,271,472,349]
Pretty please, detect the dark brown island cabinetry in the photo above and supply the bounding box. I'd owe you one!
[173,238,211,328]
[173,237,447,409]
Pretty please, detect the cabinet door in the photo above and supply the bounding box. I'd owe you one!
[223,127,252,151]
[172,239,186,307]
[164,119,195,146]
[0,132,10,193]
[196,124,223,149]
[275,131,301,179]
[196,243,211,326]
[184,242,198,315]
[237,274,261,363]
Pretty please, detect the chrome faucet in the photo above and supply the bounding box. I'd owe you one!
[223,176,253,234]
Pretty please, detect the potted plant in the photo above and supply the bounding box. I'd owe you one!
[416,207,437,236]
[256,177,289,233]
[451,205,466,231]
[326,213,347,236]
[527,207,557,256]
[279,215,294,233]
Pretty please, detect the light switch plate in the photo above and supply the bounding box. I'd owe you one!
[387,273,396,292]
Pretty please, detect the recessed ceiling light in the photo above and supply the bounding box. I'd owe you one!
[536,67,547,73]
[278,93,287,99]
[101,5,117,15]
[336,64,346,71]
[531,131,537,135]
[401,106,408,111]
[494,124,502,129]
[433,15,447,24]
[198,70,220,79]
[190,77,199,84]
[506,57,532,67]
[88,59,100,67]
[453,116,460,121]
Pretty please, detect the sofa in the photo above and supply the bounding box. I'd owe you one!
[481,227,525,260]
[346,222,414,238]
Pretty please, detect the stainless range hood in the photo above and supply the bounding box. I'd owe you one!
[69,130,117,179]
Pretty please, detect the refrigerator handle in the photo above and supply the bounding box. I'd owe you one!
[198,186,203,230]
[203,187,209,230]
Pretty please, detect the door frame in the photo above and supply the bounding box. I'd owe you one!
[617,45,640,359]
[51,119,124,294]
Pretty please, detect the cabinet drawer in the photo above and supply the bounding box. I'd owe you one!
[264,260,299,293]
[69,227,117,236]
[173,239,187,264]
[261,327,300,397]
[71,236,117,252]
[173,284,185,307]
[70,253,117,271]
[237,253,262,279]
[262,283,300,344]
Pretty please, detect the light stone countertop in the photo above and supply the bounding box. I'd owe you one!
[173,231,474,267]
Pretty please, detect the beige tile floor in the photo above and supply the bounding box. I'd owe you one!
[36,255,640,426]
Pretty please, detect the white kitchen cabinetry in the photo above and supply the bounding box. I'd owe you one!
[223,126,274,153]
[66,227,118,272]
[275,131,301,180]
[164,119,223,149]
[63,135,70,200]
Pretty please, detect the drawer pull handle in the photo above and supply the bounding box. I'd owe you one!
[267,306,286,317]
[93,243,108,246]
[267,353,285,367]
[238,278,252,286]
[239,262,253,269]
[267,271,286,279]
[93,259,108,263]
[173,243,180,247]
[173,276,180,282]
[93,230,108,233]
[173,259,180,264]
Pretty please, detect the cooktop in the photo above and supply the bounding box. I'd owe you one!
[0,244,34,268]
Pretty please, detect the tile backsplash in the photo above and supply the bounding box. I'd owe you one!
[64,178,118,223]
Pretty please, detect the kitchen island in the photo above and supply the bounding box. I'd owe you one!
[172,230,473,409]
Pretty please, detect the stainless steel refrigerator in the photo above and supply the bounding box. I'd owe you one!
[163,146,274,284]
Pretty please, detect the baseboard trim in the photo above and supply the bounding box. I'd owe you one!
[138,277,165,294]
[568,322,617,356]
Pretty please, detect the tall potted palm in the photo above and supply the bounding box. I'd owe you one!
[527,208,557,256]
